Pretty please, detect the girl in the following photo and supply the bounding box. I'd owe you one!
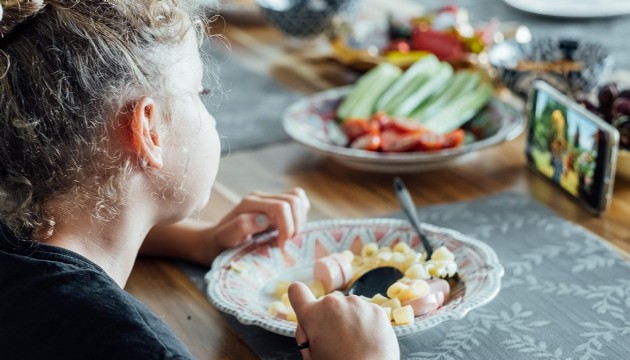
[0,1,399,359]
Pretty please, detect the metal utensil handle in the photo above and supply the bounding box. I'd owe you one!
[393,177,434,258]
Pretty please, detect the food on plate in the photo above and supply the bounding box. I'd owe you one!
[576,83,630,149]
[336,55,493,152]
[385,5,496,63]
[269,243,458,326]
[331,4,498,69]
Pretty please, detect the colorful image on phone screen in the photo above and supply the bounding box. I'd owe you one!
[528,90,603,202]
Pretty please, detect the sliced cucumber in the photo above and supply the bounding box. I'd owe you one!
[337,62,402,121]
[375,55,440,112]
[391,62,453,117]
[411,71,481,122]
[422,83,494,135]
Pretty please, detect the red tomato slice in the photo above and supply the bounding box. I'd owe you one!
[341,118,379,141]
[381,130,422,152]
[350,133,382,151]
[416,132,445,151]
[443,129,465,149]
[381,117,428,134]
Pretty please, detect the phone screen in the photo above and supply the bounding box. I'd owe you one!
[526,84,616,212]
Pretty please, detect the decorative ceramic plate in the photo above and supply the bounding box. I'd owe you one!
[282,86,525,173]
[502,0,630,18]
[206,219,504,338]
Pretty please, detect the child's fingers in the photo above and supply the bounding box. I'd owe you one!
[234,195,297,244]
[288,282,317,319]
[252,191,303,234]
[214,213,269,248]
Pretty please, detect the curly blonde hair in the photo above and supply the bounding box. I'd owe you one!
[0,0,203,241]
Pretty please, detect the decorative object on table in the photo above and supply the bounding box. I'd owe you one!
[206,218,503,338]
[282,85,524,172]
[488,37,614,98]
[525,81,619,215]
[502,0,630,18]
[330,4,504,71]
[256,0,359,39]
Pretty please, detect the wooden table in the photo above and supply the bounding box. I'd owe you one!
[125,7,630,360]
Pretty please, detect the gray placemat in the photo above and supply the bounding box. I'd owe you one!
[180,192,630,359]
[200,44,300,153]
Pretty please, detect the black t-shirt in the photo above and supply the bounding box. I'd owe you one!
[0,225,195,360]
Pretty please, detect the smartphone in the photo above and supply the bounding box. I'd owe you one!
[526,81,619,215]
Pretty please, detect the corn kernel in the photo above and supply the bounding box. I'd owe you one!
[274,280,292,299]
[381,297,402,310]
[429,262,448,278]
[379,246,392,253]
[405,264,430,280]
[378,252,393,263]
[391,252,407,265]
[397,280,430,302]
[393,242,411,254]
[393,305,415,325]
[361,243,379,258]
[431,246,455,261]
[371,293,389,305]
[387,282,409,299]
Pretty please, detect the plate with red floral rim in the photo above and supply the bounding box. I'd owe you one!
[205,218,504,338]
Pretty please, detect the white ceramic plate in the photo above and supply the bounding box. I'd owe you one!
[502,0,630,18]
[282,86,524,173]
[206,219,504,338]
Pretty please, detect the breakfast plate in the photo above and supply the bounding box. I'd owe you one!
[206,219,504,338]
[502,0,630,18]
[282,86,525,173]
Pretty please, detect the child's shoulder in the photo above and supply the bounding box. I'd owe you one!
[0,243,194,359]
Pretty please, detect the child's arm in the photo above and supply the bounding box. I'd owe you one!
[140,188,310,265]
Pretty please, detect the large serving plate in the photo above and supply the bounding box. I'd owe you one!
[206,219,504,338]
[502,0,630,18]
[282,86,525,173]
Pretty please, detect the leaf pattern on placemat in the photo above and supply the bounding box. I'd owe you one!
[396,193,630,360]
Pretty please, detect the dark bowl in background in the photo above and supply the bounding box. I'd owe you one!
[488,37,614,98]
[257,0,357,38]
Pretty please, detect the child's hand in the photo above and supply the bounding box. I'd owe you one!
[288,282,400,360]
[209,187,310,251]
[141,188,309,266]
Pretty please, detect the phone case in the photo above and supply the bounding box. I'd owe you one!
[525,81,619,215]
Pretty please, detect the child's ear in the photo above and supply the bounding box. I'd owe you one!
[129,97,163,169]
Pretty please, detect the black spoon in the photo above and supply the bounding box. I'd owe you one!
[393,177,434,259]
[347,266,403,298]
